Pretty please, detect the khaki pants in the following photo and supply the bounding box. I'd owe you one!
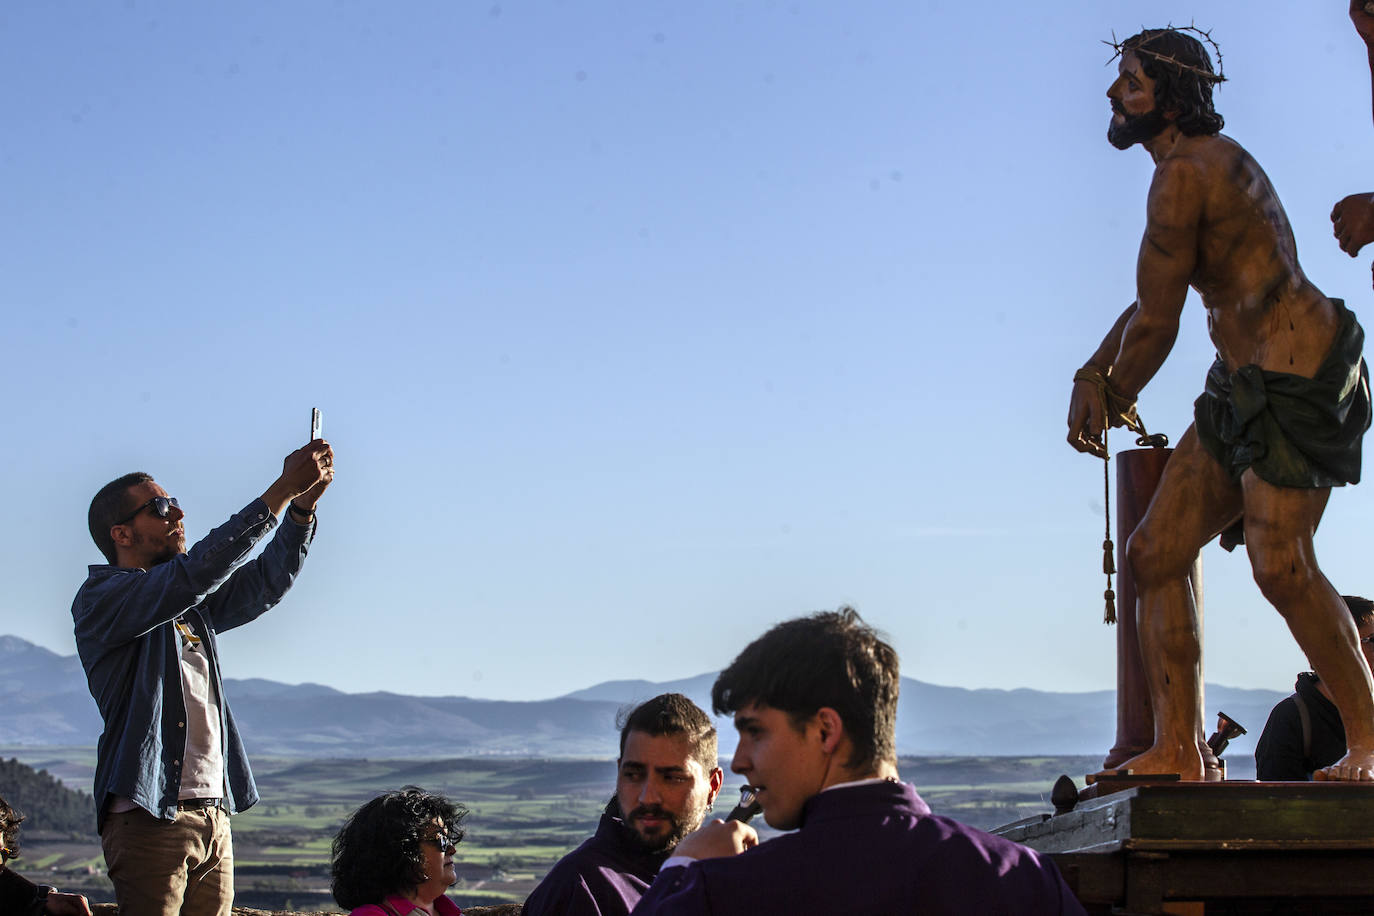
[101,806,233,916]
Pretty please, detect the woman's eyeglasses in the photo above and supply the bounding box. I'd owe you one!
[115,496,180,526]
[426,831,457,853]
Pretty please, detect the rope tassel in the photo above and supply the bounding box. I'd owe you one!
[1073,364,1166,627]
[1102,536,1117,623]
[1102,427,1116,624]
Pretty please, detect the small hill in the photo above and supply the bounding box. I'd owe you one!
[0,756,97,835]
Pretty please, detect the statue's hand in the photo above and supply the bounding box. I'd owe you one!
[1332,192,1374,257]
[1067,379,1108,458]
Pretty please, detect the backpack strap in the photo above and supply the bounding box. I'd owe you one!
[1292,692,1313,770]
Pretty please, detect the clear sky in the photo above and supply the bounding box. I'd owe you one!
[4,1,1372,705]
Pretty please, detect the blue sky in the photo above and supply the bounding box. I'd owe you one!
[4,1,1373,705]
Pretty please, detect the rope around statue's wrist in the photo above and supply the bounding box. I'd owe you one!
[1073,366,1143,434]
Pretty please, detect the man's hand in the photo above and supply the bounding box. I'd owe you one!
[1067,379,1108,458]
[1352,1,1374,48]
[669,819,758,861]
[44,891,92,916]
[290,439,336,511]
[262,439,335,518]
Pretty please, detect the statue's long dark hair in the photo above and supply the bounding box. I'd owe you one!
[1123,30,1224,136]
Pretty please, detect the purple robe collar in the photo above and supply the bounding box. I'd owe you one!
[797,779,929,829]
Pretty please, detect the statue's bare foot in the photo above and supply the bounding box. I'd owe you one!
[1097,744,1205,781]
[1314,750,1374,782]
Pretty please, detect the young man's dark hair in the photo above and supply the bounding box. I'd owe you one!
[711,606,899,772]
[1344,595,1374,628]
[87,472,153,564]
[1121,29,1224,136]
[618,692,718,775]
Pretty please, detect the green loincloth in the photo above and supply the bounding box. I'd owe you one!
[1194,299,1371,550]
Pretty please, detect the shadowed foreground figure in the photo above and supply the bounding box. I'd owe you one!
[1066,28,1374,782]
[629,608,1086,915]
[524,693,722,916]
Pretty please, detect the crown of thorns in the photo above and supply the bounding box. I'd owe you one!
[1103,23,1226,85]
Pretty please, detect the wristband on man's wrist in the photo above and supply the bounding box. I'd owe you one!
[288,502,315,521]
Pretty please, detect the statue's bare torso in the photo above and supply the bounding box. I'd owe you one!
[1172,133,1337,375]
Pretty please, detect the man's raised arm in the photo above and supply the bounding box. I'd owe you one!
[203,439,335,632]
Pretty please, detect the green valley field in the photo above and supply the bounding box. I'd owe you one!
[1,749,1099,911]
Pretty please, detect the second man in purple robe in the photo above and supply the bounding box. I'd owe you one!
[524,693,724,916]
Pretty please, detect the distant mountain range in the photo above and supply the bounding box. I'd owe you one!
[0,635,1286,762]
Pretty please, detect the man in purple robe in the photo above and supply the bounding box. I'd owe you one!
[524,693,724,916]
[630,609,1088,915]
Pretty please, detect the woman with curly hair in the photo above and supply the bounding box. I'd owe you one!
[1,794,92,916]
[331,786,469,916]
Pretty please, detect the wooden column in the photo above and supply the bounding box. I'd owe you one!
[1102,447,1206,771]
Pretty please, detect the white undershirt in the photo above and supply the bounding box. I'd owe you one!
[176,618,224,800]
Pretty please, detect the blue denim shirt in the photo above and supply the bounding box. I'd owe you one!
[71,498,315,832]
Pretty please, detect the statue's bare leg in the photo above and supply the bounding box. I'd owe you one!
[1113,427,1242,779]
[1240,471,1374,782]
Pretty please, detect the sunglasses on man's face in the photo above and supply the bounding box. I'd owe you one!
[115,496,180,526]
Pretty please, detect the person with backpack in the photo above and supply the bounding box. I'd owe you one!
[1256,596,1374,779]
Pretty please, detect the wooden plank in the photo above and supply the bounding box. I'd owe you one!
[996,784,1374,853]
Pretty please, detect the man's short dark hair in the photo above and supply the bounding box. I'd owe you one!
[330,786,468,910]
[1122,29,1224,137]
[88,472,153,564]
[1344,596,1374,628]
[711,606,899,772]
[617,693,718,775]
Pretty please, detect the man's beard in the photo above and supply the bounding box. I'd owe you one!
[622,795,710,855]
[131,529,181,566]
[1108,105,1169,150]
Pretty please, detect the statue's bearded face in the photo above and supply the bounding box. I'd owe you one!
[1107,52,1169,150]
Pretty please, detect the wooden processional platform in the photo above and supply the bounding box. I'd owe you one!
[996,448,1374,914]
[992,781,1374,915]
